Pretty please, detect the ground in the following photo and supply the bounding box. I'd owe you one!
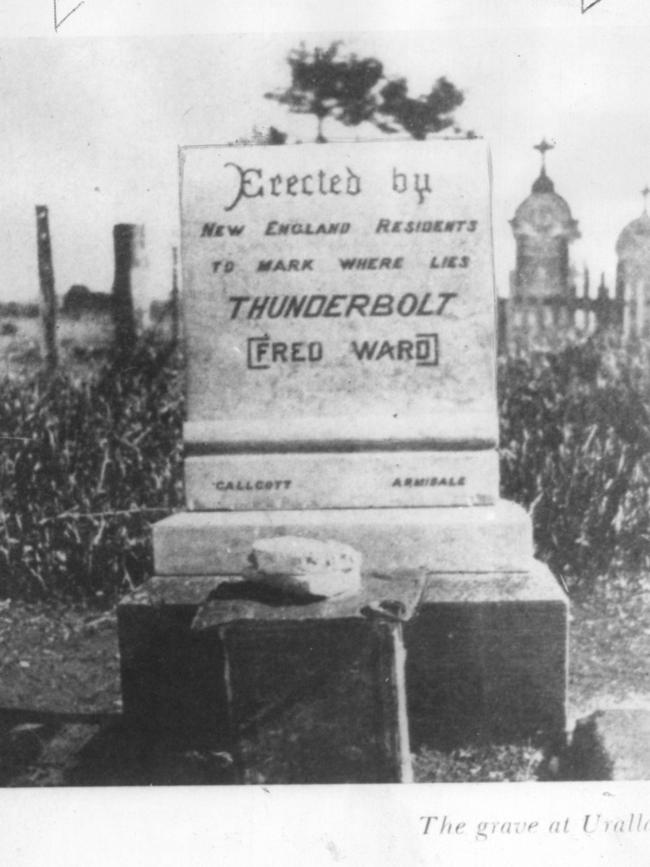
[0,573,647,786]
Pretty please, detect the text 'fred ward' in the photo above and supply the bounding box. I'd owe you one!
[247,334,438,369]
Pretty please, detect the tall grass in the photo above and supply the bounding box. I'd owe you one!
[500,336,650,588]
[0,338,184,603]
[1,331,649,602]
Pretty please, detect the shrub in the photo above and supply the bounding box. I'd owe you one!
[499,335,650,590]
[0,335,184,603]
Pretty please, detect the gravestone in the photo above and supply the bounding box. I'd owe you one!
[181,140,498,510]
[118,139,568,779]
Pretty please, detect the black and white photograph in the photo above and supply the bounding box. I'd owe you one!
[0,0,649,863]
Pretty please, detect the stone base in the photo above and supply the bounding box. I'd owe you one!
[118,558,569,776]
[405,560,568,748]
[153,499,534,577]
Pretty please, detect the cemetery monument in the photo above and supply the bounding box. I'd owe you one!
[118,138,568,783]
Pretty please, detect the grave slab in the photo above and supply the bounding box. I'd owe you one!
[153,500,534,577]
[118,565,568,767]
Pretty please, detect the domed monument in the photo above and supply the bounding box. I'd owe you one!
[615,188,650,338]
[509,140,580,338]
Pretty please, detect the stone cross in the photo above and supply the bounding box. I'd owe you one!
[533,137,555,169]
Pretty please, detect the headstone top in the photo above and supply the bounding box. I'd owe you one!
[181,138,497,451]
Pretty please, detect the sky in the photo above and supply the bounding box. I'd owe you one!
[1,19,650,305]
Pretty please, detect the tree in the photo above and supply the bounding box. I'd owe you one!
[265,42,384,142]
[376,76,464,140]
[265,41,466,143]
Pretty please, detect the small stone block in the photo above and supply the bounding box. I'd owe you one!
[245,535,362,597]
[192,575,422,784]
[405,560,568,747]
[565,709,650,780]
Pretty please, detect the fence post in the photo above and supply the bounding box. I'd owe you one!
[497,297,508,356]
[171,245,180,348]
[35,205,58,373]
[112,224,139,358]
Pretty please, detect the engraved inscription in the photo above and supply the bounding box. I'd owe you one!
[214,479,292,491]
[392,476,466,487]
[350,333,439,366]
[223,163,362,212]
[247,335,323,369]
[229,293,456,320]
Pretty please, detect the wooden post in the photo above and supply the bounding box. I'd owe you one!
[35,205,58,372]
[171,245,180,348]
[497,297,508,356]
[112,223,139,358]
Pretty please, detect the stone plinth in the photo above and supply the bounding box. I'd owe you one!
[405,561,568,748]
[153,500,534,578]
[118,561,568,770]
